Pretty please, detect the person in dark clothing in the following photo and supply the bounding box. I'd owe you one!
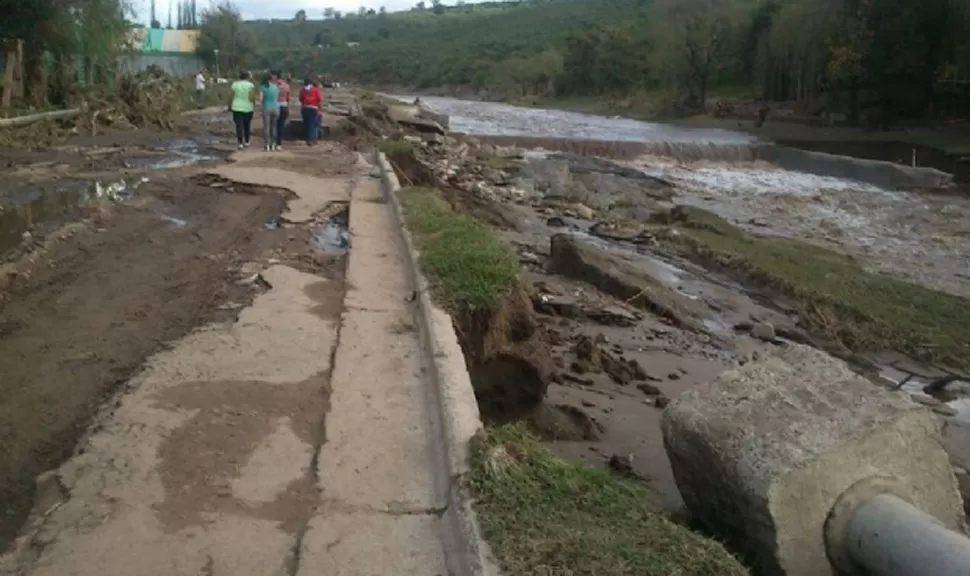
[271,70,291,149]
[299,78,323,146]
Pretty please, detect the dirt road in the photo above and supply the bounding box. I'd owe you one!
[0,98,454,574]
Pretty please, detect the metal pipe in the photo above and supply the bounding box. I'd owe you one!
[845,493,970,575]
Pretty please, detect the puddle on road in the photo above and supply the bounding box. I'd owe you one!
[125,138,218,171]
[311,211,349,254]
[0,183,91,254]
[0,177,157,255]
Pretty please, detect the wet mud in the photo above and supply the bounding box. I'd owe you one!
[0,170,294,547]
[0,128,231,263]
[513,152,970,511]
[389,100,970,513]
[0,106,359,549]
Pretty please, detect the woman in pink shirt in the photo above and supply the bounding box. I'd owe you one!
[271,70,291,149]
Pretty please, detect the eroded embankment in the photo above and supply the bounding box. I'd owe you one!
[379,131,750,575]
[383,146,553,423]
[377,104,970,527]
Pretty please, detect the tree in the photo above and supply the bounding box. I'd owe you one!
[431,0,444,15]
[650,0,737,104]
[334,10,342,19]
[177,0,199,28]
[358,6,368,17]
[323,7,335,19]
[493,51,563,97]
[196,1,256,73]
[379,6,387,16]
[314,28,336,46]
[294,9,307,21]
[0,0,131,102]
[415,1,426,11]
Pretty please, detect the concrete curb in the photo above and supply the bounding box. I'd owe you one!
[375,150,500,576]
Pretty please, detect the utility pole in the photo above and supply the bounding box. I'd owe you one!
[150,0,156,26]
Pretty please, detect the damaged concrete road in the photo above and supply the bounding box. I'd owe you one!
[0,135,454,573]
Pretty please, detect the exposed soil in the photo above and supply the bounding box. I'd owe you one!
[0,168,294,547]
[0,99,360,550]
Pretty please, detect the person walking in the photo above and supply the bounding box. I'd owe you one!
[299,78,323,146]
[258,73,281,152]
[272,70,291,150]
[229,71,256,149]
[194,69,206,107]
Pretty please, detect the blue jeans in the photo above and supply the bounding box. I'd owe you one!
[301,107,319,144]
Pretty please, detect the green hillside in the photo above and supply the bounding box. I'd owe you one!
[223,0,970,122]
[250,0,648,90]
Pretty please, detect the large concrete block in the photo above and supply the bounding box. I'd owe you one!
[662,344,965,576]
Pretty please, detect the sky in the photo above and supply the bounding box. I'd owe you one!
[136,0,487,23]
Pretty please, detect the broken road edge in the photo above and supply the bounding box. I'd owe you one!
[375,150,502,576]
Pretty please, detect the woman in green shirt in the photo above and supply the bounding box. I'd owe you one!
[228,71,256,149]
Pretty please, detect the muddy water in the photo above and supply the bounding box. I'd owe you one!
[397,95,753,144]
[0,136,222,258]
[631,156,970,299]
[408,96,969,297]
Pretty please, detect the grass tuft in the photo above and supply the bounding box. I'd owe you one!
[398,186,519,312]
[469,424,749,576]
[656,205,970,369]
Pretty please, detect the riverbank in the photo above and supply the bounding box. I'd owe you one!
[365,93,970,538]
[373,116,752,572]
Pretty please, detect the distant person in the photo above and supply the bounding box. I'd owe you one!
[194,70,206,106]
[258,73,281,151]
[272,70,291,150]
[299,78,323,146]
[229,71,256,149]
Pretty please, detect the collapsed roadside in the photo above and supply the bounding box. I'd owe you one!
[368,94,750,575]
[363,90,970,573]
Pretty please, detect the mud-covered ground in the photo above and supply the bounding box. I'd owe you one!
[0,104,352,549]
[397,128,970,513]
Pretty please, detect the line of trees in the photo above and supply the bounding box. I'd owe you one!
[551,0,970,122]
[215,0,970,124]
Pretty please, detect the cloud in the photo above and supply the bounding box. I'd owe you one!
[136,0,483,22]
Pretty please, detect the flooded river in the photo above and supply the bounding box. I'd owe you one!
[398,95,753,144]
[400,95,970,495]
[404,95,970,299]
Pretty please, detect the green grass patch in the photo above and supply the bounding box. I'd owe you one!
[470,424,749,576]
[398,186,518,312]
[657,206,970,369]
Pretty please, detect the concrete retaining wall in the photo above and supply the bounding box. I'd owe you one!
[756,143,953,190]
